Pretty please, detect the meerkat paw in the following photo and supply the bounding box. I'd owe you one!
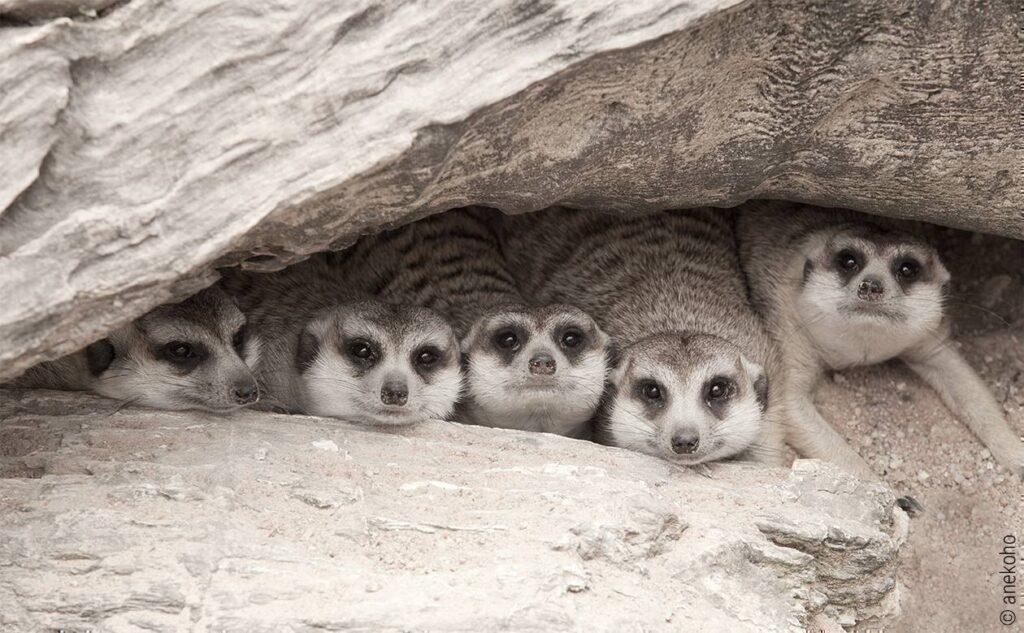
[992,445,1024,482]
[896,495,924,517]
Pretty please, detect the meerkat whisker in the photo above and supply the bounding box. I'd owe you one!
[941,295,1012,328]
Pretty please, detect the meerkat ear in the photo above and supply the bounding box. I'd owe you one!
[604,341,621,374]
[459,319,487,367]
[801,258,815,286]
[933,255,951,286]
[607,356,628,388]
[458,334,473,369]
[85,338,116,376]
[753,374,769,412]
[797,232,830,273]
[740,356,768,412]
[296,328,320,373]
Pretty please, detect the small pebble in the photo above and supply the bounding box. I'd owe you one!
[917,470,930,482]
[312,439,340,452]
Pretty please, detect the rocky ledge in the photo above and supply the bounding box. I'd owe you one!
[0,390,906,631]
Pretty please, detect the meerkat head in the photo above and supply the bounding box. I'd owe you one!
[89,286,261,411]
[600,333,767,465]
[795,224,950,338]
[296,301,462,426]
[460,304,612,434]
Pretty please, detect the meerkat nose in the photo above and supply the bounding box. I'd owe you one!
[857,276,885,300]
[380,380,409,407]
[528,352,557,375]
[232,380,259,404]
[671,431,700,455]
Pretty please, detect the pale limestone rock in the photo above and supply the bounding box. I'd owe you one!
[0,390,906,631]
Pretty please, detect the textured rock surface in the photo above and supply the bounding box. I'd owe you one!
[1,0,1021,380]
[0,0,740,380]
[0,390,907,632]
[0,0,118,21]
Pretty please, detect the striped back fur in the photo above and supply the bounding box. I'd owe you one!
[504,207,774,366]
[331,207,520,335]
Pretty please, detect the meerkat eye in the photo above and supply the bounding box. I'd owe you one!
[835,249,861,273]
[560,329,584,348]
[414,347,440,368]
[347,340,377,362]
[895,258,921,282]
[638,380,664,402]
[163,342,194,361]
[494,329,520,351]
[232,326,247,352]
[704,378,735,404]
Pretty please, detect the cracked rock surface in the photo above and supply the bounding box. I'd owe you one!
[0,391,906,631]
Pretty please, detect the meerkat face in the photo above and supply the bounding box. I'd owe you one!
[795,226,950,363]
[460,304,611,433]
[90,286,262,412]
[602,334,767,465]
[296,301,461,426]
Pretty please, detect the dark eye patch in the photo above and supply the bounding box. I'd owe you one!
[633,378,668,416]
[411,344,448,380]
[553,324,590,362]
[893,257,922,285]
[343,337,380,372]
[157,340,208,373]
[834,248,864,284]
[491,325,528,364]
[703,376,737,419]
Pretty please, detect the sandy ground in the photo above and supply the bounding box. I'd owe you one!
[812,226,1024,632]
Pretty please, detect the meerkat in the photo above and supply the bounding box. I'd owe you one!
[737,201,1024,480]
[332,207,612,437]
[5,286,261,412]
[503,207,785,466]
[220,261,462,426]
